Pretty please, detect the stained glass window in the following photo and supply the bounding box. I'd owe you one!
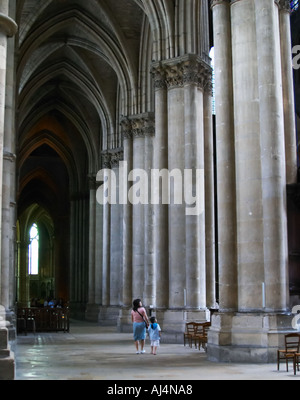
[291,0,299,11]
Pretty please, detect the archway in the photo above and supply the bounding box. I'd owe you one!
[17,144,71,307]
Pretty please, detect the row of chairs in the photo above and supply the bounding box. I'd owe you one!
[184,321,211,351]
[184,324,300,374]
[277,333,300,375]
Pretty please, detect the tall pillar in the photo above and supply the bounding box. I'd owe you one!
[85,174,99,321]
[182,55,208,310]
[88,175,96,306]
[131,118,146,300]
[232,0,264,312]
[0,0,17,309]
[278,0,297,184]
[208,0,292,363]
[143,114,155,308]
[255,0,288,312]
[117,119,133,332]
[211,0,237,312]
[109,150,123,306]
[101,153,111,307]
[204,86,217,310]
[120,119,133,308]
[151,65,169,309]
[165,62,186,309]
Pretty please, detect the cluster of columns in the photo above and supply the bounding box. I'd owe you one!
[86,54,217,336]
[208,0,297,362]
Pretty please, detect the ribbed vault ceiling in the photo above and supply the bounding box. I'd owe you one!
[16,0,147,222]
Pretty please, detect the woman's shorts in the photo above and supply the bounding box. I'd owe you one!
[133,322,146,341]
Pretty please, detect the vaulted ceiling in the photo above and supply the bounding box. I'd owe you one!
[16,0,149,229]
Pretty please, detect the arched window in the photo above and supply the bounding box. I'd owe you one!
[28,223,39,275]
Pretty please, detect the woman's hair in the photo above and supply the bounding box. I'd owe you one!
[132,299,141,311]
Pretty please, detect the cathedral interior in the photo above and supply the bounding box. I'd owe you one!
[0,0,300,379]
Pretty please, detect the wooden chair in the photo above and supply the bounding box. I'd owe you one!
[294,353,300,375]
[194,322,211,352]
[277,333,300,372]
[184,322,195,347]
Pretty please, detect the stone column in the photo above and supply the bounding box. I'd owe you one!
[204,84,217,310]
[109,150,123,306]
[120,119,133,308]
[117,120,133,331]
[208,0,292,363]
[278,0,297,184]
[151,64,169,309]
[94,188,103,306]
[0,0,17,309]
[101,153,111,307]
[165,62,186,309]
[88,175,96,305]
[131,117,146,300]
[143,114,155,308]
[255,0,288,312]
[182,55,208,310]
[211,0,237,312]
[231,0,264,311]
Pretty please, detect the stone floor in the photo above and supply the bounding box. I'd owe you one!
[14,320,300,381]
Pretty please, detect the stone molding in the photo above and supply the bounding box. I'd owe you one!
[211,0,290,12]
[151,54,212,93]
[3,151,16,162]
[120,112,155,141]
[210,0,230,8]
[0,13,18,37]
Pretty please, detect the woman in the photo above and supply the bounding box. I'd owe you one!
[131,299,149,354]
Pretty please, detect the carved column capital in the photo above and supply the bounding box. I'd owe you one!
[132,113,155,138]
[151,63,167,90]
[101,149,124,169]
[120,117,133,141]
[276,0,291,12]
[155,55,212,93]
[121,113,155,140]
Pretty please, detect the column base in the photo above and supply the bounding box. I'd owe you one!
[207,312,295,363]
[85,303,101,322]
[98,306,120,326]
[0,329,15,380]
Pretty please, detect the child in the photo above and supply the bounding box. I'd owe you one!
[148,316,161,355]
